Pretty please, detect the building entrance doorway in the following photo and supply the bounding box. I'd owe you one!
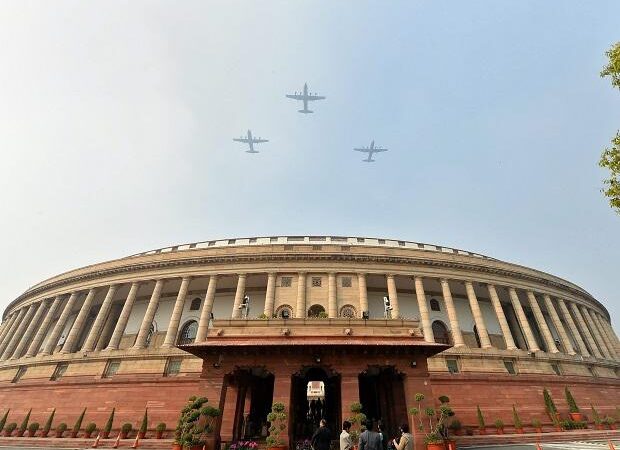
[228,367,274,441]
[291,366,341,444]
[358,366,406,439]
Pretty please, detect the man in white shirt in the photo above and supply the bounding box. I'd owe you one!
[340,420,352,450]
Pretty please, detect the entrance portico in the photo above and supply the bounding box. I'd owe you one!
[180,318,449,449]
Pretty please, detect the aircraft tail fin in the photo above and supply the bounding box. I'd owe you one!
[298,109,313,114]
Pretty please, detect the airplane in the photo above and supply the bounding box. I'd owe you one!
[286,83,326,113]
[233,130,269,153]
[353,140,388,162]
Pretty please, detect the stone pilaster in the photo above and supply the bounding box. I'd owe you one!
[328,272,337,318]
[132,280,165,349]
[196,276,218,343]
[542,295,575,355]
[557,298,589,356]
[526,291,558,353]
[465,281,492,348]
[82,284,119,352]
[487,284,516,350]
[61,288,97,354]
[162,277,192,347]
[263,272,276,317]
[105,282,140,351]
[414,276,434,343]
[295,272,306,318]
[41,292,79,355]
[386,274,399,319]
[439,279,465,347]
[508,287,539,352]
[231,274,247,319]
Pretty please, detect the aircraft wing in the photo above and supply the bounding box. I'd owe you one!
[286,94,305,100]
[233,138,250,143]
[373,148,388,152]
[353,148,371,153]
[252,138,269,144]
[306,95,326,101]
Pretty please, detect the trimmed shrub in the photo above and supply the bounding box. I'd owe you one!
[140,408,148,434]
[73,408,86,434]
[18,409,32,435]
[43,409,56,435]
[512,405,522,428]
[103,408,115,434]
[0,409,10,432]
[476,405,485,429]
[565,387,580,413]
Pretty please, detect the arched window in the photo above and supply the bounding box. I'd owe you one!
[430,299,441,312]
[190,298,202,311]
[340,305,357,318]
[178,320,198,345]
[473,325,481,349]
[307,304,326,318]
[145,323,156,347]
[275,305,293,319]
[432,320,450,345]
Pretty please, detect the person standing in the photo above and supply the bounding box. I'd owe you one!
[312,419,332,450]
[340,421,352,450]
[392,424,412,450]
[359,420,382,450]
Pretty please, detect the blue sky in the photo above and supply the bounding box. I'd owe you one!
[0,1,619,329]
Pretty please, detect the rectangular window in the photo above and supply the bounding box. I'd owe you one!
[227,239,236,245]
[103,360,121,378]
[249,238,257,243]
[208,241,216,246]
[446,359,459,374]
[330,237,346,242]
[503,360,517,375]
[398,241,406,247]
[357,238,365,243]
[550,363,562,376]
[378,239,386,244]
[269,237,278,243]
[280,276,292,287]
[12,366,27,383]
[311,277,322,287]
[50,362,68,381]
[341,277,352,288]
[164,358,182,377]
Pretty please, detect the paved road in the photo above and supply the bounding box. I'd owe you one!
[462,441,620,450]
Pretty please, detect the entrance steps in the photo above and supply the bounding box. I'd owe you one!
[0,436,174,449]
[455,428,619,447]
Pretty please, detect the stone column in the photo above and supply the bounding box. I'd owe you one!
[340,368,361,422]
[11,301,48,359]
[439,279,465,347]
[328,272,337,318]
[1,304,37,360]
[570,303,603,358]
[231,274,247,319]
[414,276,434,343]
[270,367,292,447]
[0,313,19,355]
[105,282,140,351]
[599,316,620,348]
[81,284,119,352]
[557,298,590,356]
[162,277,192,347]
[508,288,539,351]
[542,295,575,355]
[41,292,79,355]
[591,312,618,359]
[95,304,120,351]
[465,281,492,348]
[196,276,218,343]
[295,272,306,318]
[386,274,400,319]
[526,291,559,353]
[263,273,276,317]
[133,279,165,349]
[581,307,612,359]
[61,288,97,354]
[487,284,517,350]
[358,273,369,315]
[0,310,26,356]
[595,313,620,356]
[25,296,63,357]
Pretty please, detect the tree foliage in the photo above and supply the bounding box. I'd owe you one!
[601,42,620,90]
[600,42,620,213]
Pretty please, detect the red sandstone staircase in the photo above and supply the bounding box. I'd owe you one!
[0,436,174,449]
[455,428,619,447]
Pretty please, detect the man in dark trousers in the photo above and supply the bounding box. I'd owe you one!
[312,419,332,450]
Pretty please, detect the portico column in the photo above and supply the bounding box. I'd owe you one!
[591,312,618,359]
[557,298,590,356]
[26,296,63,357]
[487,284,517,350]
[162,277,192,347]
[570,303,603,358]
[595,313,620,355]
[196,276,218,342]
[41,292,79,355]
[82,284,119,352]
[599,316,620,347]
[1,304,37,360]
[358,273,369,315]
[439,279,465,347]
[0,313,19,354]
[105,282,140,351]
[465,281,492,348]
[328,272,337,318]
[11,301,48,359]
[263,272,276,317]
[414,276,434,343]
[231,274,247,319]
[133,279,165,349]
[508,288,539,352]
[295,272,306,318]
[526,291,559,353]
[543,295,575,355]
[386,274,400,319]
[61,288,98,354]
[0,310,26,356]
[95,305,120,351]
[581,307,612,359]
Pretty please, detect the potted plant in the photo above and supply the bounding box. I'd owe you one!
[348,402,367,448]
[565,387,583,421]
[138,408,148,439]
[476,405,486,435]
[409,393,454,450]
[0,409,10,434]
[604,416,616,430]
[532,419,542,433]
[102,408,114,439]
[55,423,67,438]
[513,405,524,433]
[174,395,221,450]
[17,409,31,437]
[71,408,86,438]
[84,423,97,439]
[409,393,426,433]
[121,423,132,439]
[448,419,462,436]
[494,419,504,435]
[543,389,560,422]
[156,422,166,439]
[258,313,269,319]
[27,422,39,437]
[42,409,55,437]
[4,422,17,437]
[266,402,288,450]
[591,405,604,430]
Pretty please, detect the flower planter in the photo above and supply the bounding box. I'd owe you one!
[41,430,49,437]
[70,431,78,438]
[426,444,444,450]
[535,427,542,433]
[84,432,92,439]
[16,430,25,437]
[187,445,204,450]
[121,432,128,439]
[55,431,64,438]
[138,431,146,439]
[156,431,164,439]
[27,430,36,437]
[445,440,457,450]
[172,444,182,450]
[515,428,524,434]
[495,428,504,434]
[596,424,604,430]
[569,413,583,421]
[267,446,287,450]
[102,431,110,439]
[3,431,12,437]
[478,428,486,435]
